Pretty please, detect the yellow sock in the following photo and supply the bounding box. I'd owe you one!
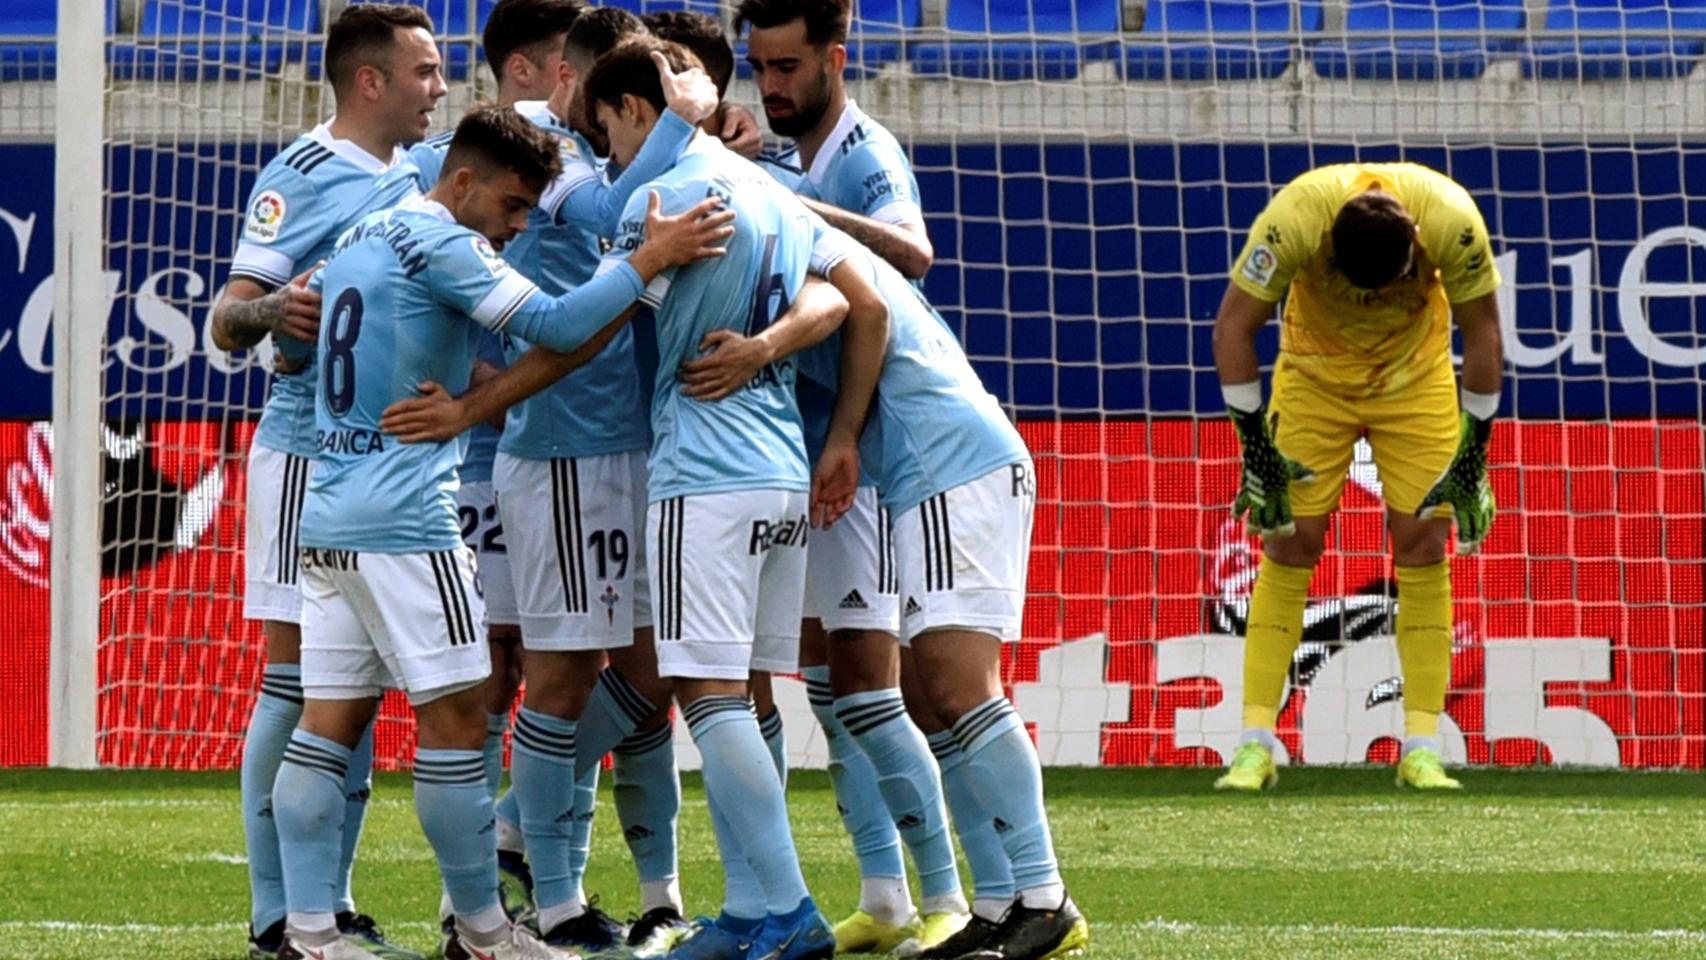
[1396,561,1453,739]
[1240,556,1315,731]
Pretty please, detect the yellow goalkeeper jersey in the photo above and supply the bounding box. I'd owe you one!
[1229,162,1501,399]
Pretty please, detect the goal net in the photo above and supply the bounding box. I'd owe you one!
[6,0,1701,769]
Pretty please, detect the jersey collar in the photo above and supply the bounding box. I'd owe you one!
[805,99,864,189]
[309,122,406,175]
[399,193,455,223]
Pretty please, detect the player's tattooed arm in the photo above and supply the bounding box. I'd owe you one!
[801,197,933,280]
[677,278,849,400]
[210,268,322,352]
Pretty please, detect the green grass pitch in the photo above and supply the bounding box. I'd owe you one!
[2,767,1704,959]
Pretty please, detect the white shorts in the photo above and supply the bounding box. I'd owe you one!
[493,450,651,651]
[803,486,899,634]
[649,488,809,680]
[243,444,309,624]
[456,480,518,628]
[895,461,1035,646]
[299,545,492,705]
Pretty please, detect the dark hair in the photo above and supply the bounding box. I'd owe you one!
[564,6,647,65]
[1331,191,1415,289]
[442,104,564,195]
[325,3,433,92]
[644,11,734,97]
[482,0,583,82]
[733,0,850,45]
[584,38,697,118]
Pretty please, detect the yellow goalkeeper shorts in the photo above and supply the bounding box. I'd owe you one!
[1267,366,1460,518]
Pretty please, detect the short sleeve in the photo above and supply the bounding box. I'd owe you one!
[539,134,603,224]
[230,166,332,289]
[838,140,923,229]
[425,231,540,332]
[406,139,449,188]
[809,217,861,279]
[1229,180,1318,303]
[1427,180,1501,305]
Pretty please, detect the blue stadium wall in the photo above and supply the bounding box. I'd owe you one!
[0,141,1702,419]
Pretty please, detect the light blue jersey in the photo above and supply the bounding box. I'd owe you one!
[298,195,651,553]
[607,135,823,502]
[460,329,505,484]
[232,123,422,458]
[798,239,1028,516]
[408,102,698,461]
[794,101,923,233]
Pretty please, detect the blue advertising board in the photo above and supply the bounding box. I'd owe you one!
[0,141,1701,420]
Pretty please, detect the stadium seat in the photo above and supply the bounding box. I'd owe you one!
[1525,0,1706,80]
[1309,0,1526,81]
[1122,0,1323,81]
[734,0,921,80]
[909,0,1122,81]
[112,1,321,81]
[0,0,57,81]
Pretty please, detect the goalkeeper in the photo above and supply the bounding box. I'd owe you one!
[1212,162,1504,792]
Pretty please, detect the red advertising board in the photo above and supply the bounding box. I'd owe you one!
[0,420,1700,769]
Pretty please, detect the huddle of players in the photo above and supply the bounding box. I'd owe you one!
[217,3,1091,960]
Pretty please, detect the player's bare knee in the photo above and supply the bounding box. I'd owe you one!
[827,629,900,696]
[263,619,303,665]
[1263,522,1328,568]
[1390,516,1451,567]
[798,619,830,669]
[299,697,379,748]
[414,683,490,750]
[520,648,604,718]
[675,677,748,708]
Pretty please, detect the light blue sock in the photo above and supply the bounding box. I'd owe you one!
[273,729,351,919]
[758,707,787,789]
[613,722,680,885]
[241,664,302,931]
[567,759,599,897]
[483,712,509,800]
[334,720,374,915]
[837,689,962,901]
[413,748,502,919]
[495,788,521,838]
[803,667,905,883]
[707,789,767,924]
[573,667,657,779]
[952,698,1062,898]
[686,696,809,915]
[930,729,1015,906]
[511,708,580,914]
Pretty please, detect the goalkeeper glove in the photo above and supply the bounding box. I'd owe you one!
[1230,406,1316,541]
[1417,409,1496,555]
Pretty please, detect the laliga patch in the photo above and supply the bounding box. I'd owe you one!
[470,236,508,276]
[1241,243,1278,286]
[243,190,287,244]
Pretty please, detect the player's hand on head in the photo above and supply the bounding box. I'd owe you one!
[275,262,324,343]
[810,439,860,529]
[643,190,735,266]
[1416,410,1497,555]
[720,105,765,159]
[654,50,719,127]
[379,380,466,444]
[678,329,767,401]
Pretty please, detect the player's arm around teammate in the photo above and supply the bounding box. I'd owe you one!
[1212,165,1505,795]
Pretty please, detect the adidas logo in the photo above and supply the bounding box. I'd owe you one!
[904,596,922,617]
[894,814,924,831]
[624,825,655,841]
[554,809,575,824]
[576,811,596,823]
[839,589,868,610]
[993,816,1013,834]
